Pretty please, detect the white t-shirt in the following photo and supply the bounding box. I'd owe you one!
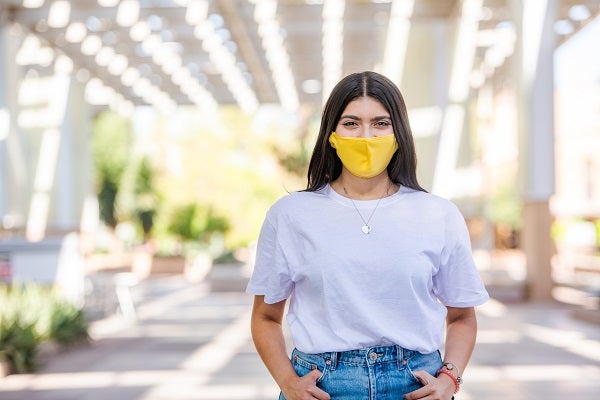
[246,184,489,354]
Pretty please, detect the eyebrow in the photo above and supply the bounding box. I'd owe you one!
[339,114,391,121]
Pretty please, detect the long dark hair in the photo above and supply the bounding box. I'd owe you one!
[306,71,426,192]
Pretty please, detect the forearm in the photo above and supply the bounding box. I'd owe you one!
[442,307,478,376]
[251,311,297,391]
[403,307,478,400]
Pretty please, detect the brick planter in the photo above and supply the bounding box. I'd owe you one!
[0,360,10,378]
[150,255,187,275]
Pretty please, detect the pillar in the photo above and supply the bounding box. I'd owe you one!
[54,79,93,232]
[0,26,6,220]
[0,23,27,231]
[513,0,557,300]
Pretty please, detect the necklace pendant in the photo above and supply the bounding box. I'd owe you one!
[361,225,372,234]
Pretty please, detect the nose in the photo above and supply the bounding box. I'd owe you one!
[357,126,376,138]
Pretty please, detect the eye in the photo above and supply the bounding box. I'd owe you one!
[341,120,358,127]
[374,120,391,127]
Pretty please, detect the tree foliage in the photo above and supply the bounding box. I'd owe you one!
[91,112,132,228]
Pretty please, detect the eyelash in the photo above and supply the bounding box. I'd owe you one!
[341,120,391,127]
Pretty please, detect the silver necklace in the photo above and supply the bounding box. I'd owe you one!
[342,184,389,234]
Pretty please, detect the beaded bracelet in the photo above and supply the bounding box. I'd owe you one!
[436,368,461,394]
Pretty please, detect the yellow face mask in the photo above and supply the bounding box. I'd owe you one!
[328,132,398,178]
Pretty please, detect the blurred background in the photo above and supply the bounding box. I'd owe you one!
[0,0,598,398]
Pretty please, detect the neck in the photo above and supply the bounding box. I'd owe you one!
[333,170,396,200]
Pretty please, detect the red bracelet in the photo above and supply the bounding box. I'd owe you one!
[436,368,460,394]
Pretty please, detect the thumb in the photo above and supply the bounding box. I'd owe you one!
[307,368,323,382]
[412,369,432,386]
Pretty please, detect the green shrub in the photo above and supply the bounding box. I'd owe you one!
[168,203,204,242]
[0,283,89,374]
[167,203,230,245]
[50,304,89,347]
[0,319,39,373]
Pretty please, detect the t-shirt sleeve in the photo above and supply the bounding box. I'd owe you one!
[245,212,294,304]
[432,203,489,307]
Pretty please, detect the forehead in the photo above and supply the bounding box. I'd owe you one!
[342,96,388,116]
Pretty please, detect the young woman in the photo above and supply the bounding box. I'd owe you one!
[247,71,489,400]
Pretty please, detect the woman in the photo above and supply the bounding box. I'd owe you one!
[247,71,489,400]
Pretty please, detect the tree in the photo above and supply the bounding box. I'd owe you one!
[91,112,132,229]
[132,157,160,240]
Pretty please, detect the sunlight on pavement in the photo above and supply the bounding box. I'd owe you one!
[180,310,250,372]
[468,364,600,382]
[0,370,183,391]
[0,369,278,396]
[89,283,207,338]
[0,287,263,400]
[1,281,597,400]
[524,323,600,362]
[142,308,254,399]
[476,297,507,317]
[476,329,521,344]
[167,384,280,399]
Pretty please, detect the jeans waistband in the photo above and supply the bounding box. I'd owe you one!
[295,345,418,369]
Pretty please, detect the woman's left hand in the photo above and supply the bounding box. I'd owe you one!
[403,370,455,400]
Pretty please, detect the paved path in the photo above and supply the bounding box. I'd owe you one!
[1,271,599,400]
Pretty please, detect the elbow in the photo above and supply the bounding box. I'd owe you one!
[446,306,477,327]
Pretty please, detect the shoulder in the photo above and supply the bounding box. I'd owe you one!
[401,189,467,231]
[273,187,328,207]
[267,187,329,218]
[403,188,461,214]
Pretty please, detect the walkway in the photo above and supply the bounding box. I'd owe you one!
[0,265,599,400]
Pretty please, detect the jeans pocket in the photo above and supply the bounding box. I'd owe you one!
[405,350,442,384]
[292,350,327,384]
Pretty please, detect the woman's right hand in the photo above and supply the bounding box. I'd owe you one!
[281,369,331,400]
[250,296,329,399]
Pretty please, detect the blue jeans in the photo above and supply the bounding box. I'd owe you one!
[278,345,443,400]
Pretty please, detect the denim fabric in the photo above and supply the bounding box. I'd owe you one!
[278,345,442,400]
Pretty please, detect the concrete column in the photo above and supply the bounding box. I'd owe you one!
[513,0,557,300]
[0,24,27,230]
[402,20,451,190]
[53,79,93,231]
[431,0,482,199]
[0,27,6,220]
